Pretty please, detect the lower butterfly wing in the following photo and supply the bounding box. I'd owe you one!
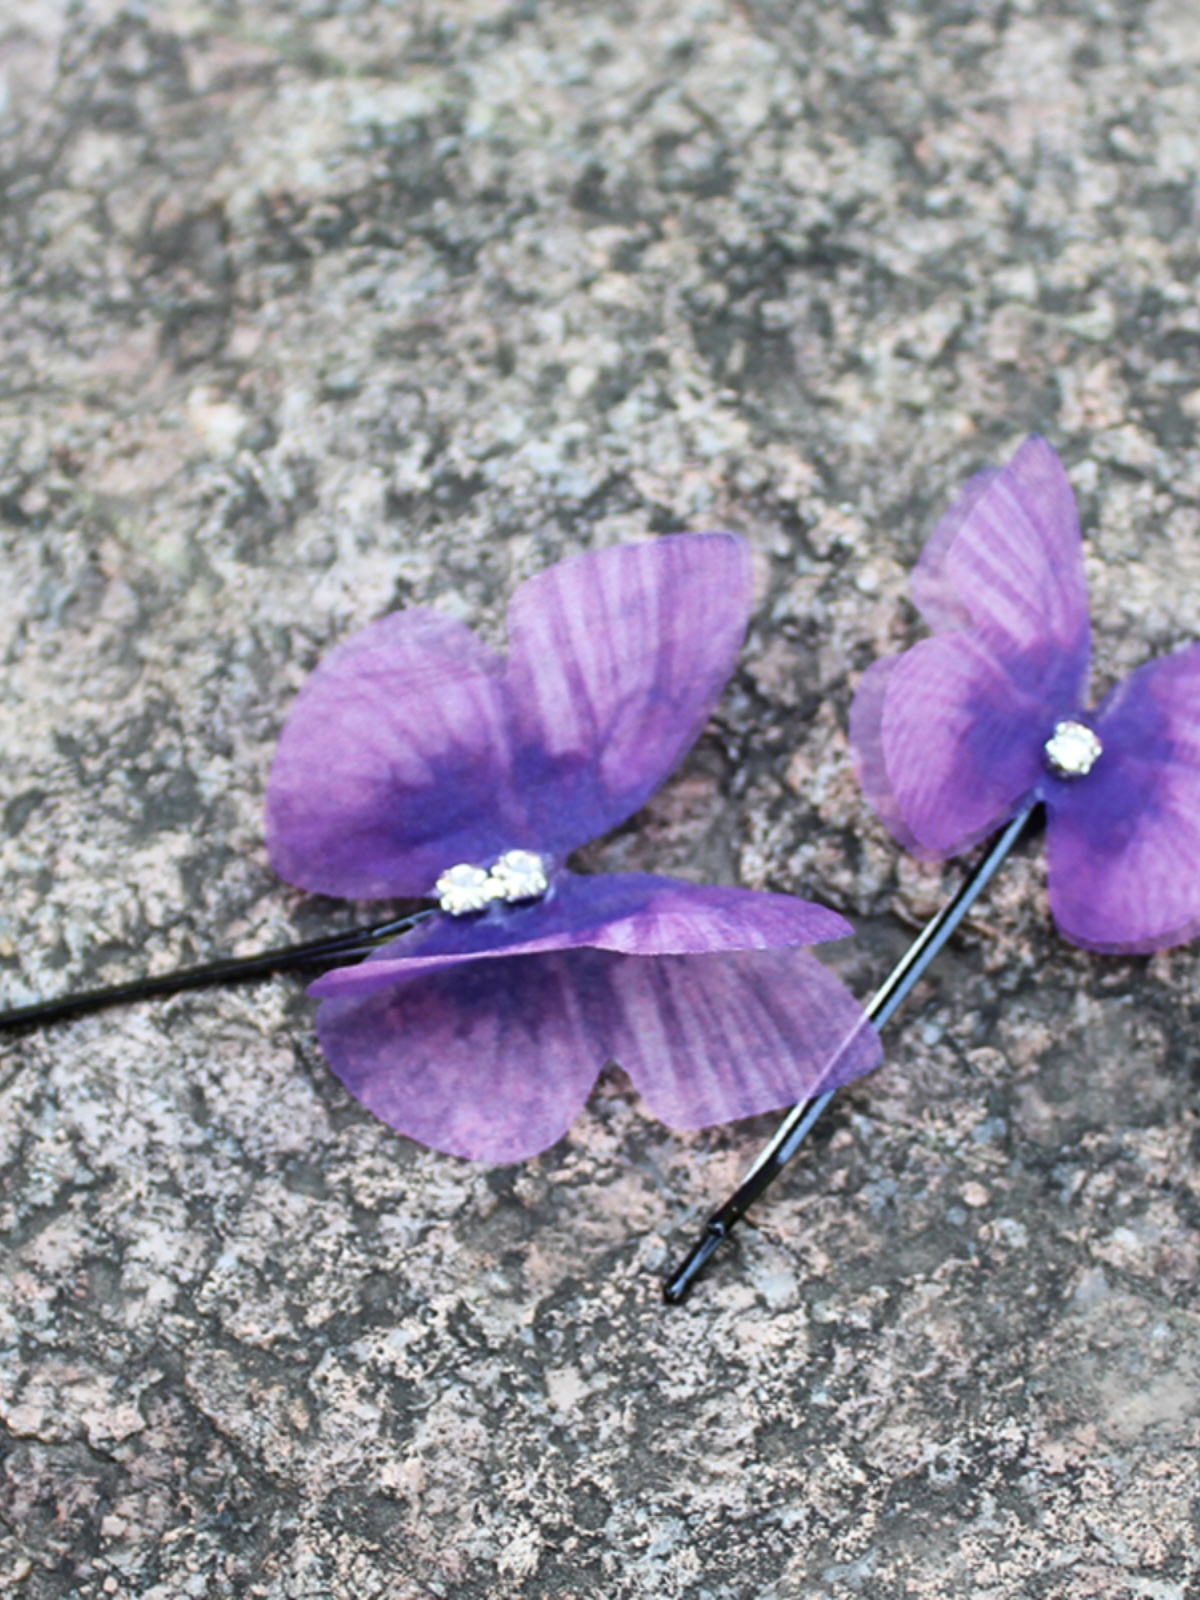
[316,944,881,1164]
[311,874,881,1161]
[850,655,937,856]
[317,953,607,1163]
[1047,645,1200,952]
[598,948,881,1132]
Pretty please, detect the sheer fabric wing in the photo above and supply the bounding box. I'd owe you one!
[601,948,883,1131]
[1047,645,1200,952]
[310,873,854,1000]
[267,611,524,899]
[908,466,1001,632]
[504,534,754,858]
[875,633,1050,856]
[912,436,1091,679]
[849,656,927,855]
[317,953,606,1162]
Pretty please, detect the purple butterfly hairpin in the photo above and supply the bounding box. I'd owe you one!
[0,534,882,1168]
[664,436,1200,1301]
[263,532,882,1161]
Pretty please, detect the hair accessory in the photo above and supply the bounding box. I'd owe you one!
[664,436,1200,1300]
[0,911,432,1030]
[1,535,881,1168]
[266,533,881,1162]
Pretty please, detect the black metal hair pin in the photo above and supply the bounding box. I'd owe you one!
[662,801,1038,1304]
[0,909,432,1033]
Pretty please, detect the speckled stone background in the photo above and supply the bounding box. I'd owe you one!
[2,2,1200,1596]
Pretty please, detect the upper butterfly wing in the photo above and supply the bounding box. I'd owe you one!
[912,436,1090,665]
[266,610,528,899]
[267,534,751,899]
[504,532,753,859]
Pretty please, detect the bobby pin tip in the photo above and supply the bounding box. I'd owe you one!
[662,1222,728,1306]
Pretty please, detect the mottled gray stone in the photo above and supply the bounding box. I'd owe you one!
[2,1,1200,1596]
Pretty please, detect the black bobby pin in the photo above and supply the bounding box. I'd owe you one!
[662,799,1039,1304]
[0,909,434,1033]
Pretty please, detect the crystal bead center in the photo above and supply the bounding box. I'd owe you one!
[1043,719,1103,778]
[435,850,550,916]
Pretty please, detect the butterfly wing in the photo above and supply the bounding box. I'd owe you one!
[316,946,879,1164]
[266,610,527,899]
[853,437,1093,856]
[911,440,1088,656]
[1047,644,1200,952]
[316,951,606,1162]
[504,532,753,858]
[598,948,881,1132]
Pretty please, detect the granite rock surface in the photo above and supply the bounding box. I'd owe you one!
[2,1,1200,1596]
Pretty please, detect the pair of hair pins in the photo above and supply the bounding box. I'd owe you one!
[3,436,1198,1304]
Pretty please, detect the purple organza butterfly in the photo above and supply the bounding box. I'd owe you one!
[266,533,881,1162]
[851,435,1200,953]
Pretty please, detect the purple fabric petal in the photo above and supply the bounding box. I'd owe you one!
[909,466,1001,632]
[848,656,926,856]
[912,437,1091,683]
[316,953,606,1162]
[1046,645,1200,952]
[506,533,753,857]
[601,949,882,1130]
[266,611,527,899]
[310,872,854,1000]
[877,633,1050,857]
[316,945,882,1162]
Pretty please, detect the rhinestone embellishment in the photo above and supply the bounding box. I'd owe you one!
[487,849,550,903]
[434,863,494,916]
[1043,719,1103,778]
[435,850,550,916]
